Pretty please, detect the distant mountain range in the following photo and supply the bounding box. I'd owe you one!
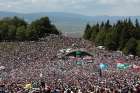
[0,11,140,36]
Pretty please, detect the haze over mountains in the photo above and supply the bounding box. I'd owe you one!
[0,11,140,36]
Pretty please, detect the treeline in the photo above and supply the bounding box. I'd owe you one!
[83,19,140,56]
[0,16,60,41]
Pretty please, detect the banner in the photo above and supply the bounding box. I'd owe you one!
[99,63,108,70]
[117,63,130,70]
[24,83,32,89]
[76,61,83,65]
[132,64,140,71]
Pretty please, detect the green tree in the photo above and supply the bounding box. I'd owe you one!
[105,20,111,30]
[16,26,26,41]
[136,40,140,56]
[7,25,16,40]
[0,16,59,41]
[0,23,9,40]
[104,29,119,50]
[11,16,27,27]
[135,19,139,28]
[83,19,140,56]
[30,17,59,38]
[95,29,106,46]
[83,24,91,40]
[26,25,39,40]
[123,37,137,55]
[90,24,99,41]
[119,29,130,50]
[49,25,60,35]
[134,19,140,39]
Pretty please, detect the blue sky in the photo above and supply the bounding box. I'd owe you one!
[0,0,140,16]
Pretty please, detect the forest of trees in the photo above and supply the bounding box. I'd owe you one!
[83,19,140,56]
[0,16,60,41]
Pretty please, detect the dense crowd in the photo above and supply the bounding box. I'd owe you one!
[0,35,140,93]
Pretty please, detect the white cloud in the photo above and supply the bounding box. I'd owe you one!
[98,0,118,5]
[0,0,140,16]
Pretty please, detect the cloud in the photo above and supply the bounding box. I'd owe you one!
[98,0,118,5]
[0,0,140,16]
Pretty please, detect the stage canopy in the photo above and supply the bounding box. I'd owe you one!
[64,50,93,57]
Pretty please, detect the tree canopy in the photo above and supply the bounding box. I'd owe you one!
[0,16,60,41]
[83,19,140,56]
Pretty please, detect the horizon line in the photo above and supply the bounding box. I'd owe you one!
[0,10,140,17]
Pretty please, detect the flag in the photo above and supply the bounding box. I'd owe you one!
[76,61,83,65]
[24,83,32,89]
[99,63,108,70]
[117,63,130,70]
[115,59,131,70]
[132,64,140,71]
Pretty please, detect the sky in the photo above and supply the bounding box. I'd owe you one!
[0,0,140,16]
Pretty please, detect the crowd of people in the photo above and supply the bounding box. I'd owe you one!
[0,35,140,93]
